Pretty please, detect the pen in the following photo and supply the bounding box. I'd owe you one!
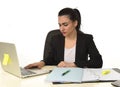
[62,69,71,76]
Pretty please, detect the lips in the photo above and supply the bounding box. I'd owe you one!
[62,32,66,35]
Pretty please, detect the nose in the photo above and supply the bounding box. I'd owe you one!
[60,25,64,31]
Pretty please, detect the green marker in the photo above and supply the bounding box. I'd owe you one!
[62,70,71,76]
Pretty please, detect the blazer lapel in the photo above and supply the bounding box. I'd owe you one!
[76,32,84,60]
[56,35,65,61]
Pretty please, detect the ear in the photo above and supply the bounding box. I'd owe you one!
[74,20,78,28]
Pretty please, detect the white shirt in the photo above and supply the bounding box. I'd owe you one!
[64,45,76,63]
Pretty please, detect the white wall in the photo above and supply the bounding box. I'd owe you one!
[0,0,120,68]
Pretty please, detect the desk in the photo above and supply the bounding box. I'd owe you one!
[0,65,114,87]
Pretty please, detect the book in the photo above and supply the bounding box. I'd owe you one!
[46,67,120,83]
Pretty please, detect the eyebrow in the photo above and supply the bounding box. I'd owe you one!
[58,21,70,25]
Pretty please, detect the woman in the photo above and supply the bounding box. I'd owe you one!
[25,7,103,69]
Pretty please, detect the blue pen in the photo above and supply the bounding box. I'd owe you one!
[62,70,71,76]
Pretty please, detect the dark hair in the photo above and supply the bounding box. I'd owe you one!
[58,7,81,31]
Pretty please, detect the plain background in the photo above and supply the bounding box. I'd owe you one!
[0,0,120,68]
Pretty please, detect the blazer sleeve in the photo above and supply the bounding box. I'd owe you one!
[86,35,103,68]
[43,29,61,65]
[42,31,56,65]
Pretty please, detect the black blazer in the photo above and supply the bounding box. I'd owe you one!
[43,30,103,68]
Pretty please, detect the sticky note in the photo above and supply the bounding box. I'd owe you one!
[2,53,11,65]
[102,70,111,75]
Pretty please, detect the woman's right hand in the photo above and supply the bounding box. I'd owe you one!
[24,61,45,69]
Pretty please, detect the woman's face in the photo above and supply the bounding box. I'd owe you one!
[58,15,77,37]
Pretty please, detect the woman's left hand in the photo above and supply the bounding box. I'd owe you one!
[57,61,77,67]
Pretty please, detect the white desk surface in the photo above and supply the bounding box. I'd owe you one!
[0,65,114,87]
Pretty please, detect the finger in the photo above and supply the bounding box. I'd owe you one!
[24,65,32,69]
[58,64,65,67]
[38,66,42,69]
[57,63,62,67]
[24,64,35,69]
[24,65,31,69]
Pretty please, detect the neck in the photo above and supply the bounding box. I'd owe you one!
[66,30,77,40]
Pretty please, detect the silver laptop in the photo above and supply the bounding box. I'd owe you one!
[0,42,50,78]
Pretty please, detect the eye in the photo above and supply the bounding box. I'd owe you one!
[58,24,61,27]
[63,23,68,26]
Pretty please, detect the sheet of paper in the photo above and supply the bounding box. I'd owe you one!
[100,69,120,81]
[82,68,101,82]
[82,68,120,82]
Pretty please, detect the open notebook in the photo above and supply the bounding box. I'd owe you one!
[46,67,120,83]
[0,42,50,78]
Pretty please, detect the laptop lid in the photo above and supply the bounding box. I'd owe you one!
[0,42,21,77]
[0,42,50,78]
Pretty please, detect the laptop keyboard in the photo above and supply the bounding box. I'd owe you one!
[20,68,36,76]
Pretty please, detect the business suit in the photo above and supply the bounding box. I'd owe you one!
[43,30,103,68]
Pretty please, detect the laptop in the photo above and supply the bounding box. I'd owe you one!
[0,42,51,78]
